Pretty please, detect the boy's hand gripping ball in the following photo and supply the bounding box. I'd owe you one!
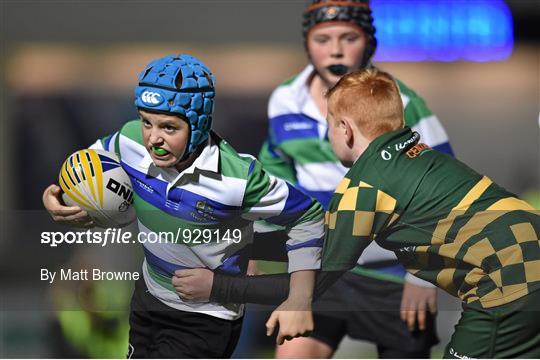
[58,149,136,228]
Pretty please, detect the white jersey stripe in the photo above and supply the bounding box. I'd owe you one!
[411,115,450,148]
[296,161,348,191]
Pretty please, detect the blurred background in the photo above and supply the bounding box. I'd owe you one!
[1,0,538,358]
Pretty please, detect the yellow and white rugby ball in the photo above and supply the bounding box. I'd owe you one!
[58,149,136,228]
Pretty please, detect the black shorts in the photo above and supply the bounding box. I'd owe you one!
[311,271,439,358]
[128,277,243,358]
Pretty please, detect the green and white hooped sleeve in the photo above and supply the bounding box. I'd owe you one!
[242,159,324,273]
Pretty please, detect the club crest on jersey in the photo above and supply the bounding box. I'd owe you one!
[191,200,217,222]
[196,201,214,215]
[140,90,164,106]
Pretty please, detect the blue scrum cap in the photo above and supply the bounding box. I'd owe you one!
[134,54,215,154]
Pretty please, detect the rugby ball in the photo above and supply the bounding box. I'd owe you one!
[58,149,136,228]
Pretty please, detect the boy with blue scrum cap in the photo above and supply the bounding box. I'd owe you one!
[43,54,324,358]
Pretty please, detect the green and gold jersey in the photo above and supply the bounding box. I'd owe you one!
[322,127,540,308]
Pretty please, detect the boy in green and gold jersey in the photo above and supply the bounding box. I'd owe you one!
[171,67,540,358]
[323,68,540,358]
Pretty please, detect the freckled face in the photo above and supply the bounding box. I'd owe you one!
[140,110,190,168]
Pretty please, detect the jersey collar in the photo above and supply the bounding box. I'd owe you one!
[353,127,414,166]
[293,65,328,125]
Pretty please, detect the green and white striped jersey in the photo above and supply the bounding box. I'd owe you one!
[92,120,324,320]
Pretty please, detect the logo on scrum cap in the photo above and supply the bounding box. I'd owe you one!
[324,7,339,20]
[140,90,164,107]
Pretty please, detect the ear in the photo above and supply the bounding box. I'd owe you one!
[340,117,355,148]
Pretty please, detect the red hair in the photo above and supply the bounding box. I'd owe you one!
[326,68,404,140]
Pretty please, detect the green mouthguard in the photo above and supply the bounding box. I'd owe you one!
[152,147,169,156]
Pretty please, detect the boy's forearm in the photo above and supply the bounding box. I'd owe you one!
[210,272,290,305]
[287,270,315,306]
[209,270,344,305]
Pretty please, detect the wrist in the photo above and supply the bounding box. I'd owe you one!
[283,297,312,310]
[405,273,435,288]
[285,290,313,308]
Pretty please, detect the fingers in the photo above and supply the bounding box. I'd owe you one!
[44,184,85,216]
[176,290,189,300]
[266,312,278,337]
[50,209,90,224]
[401,297,417,331]
[406,310,417,331]
[52,205,84,215]
[172,268,213,303]
[43,185,67,208]
[171,275,183,288]
[277,327,313,345]
[400,307,407,322]
[417,310,427,331]
[277,334,291,346]
[44,184,60,196]
[402,301,430,331]
[266,309,314,346]
[173,281,189,301]
[174,268,211,277]
[174,269,195,277]
[172,273,195,300]
[428,294,438,314]
[57,210,90,222]
[400,296,409,322]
